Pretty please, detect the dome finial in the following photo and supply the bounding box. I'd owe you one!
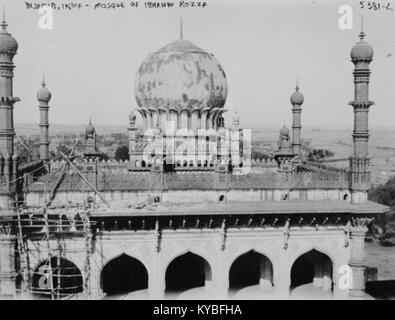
[179,16,183,39]
[1,6,7,30]
[295,77,299,91]
[42,73,46,87]
[359,16,365,41]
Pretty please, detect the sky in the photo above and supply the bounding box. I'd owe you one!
[4,0,395,129]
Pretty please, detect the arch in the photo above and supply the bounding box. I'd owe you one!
[165,251,212,294]
[229,250,274,290]
[290,249,333,292]
[100,253,148,296]
[31,257,83,299]
[180,109,189,129]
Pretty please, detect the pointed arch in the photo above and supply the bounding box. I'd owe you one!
[165,251,212,293]
[31,257,83,299]
[100,253,148,296]
[229,250,274,290]
[290,248,333,292]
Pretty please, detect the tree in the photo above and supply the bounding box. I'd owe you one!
[15,136,39,165]
[369,177,395,245]
[306,148,334,161]
[114,145,129,161]
[97,153,109,161]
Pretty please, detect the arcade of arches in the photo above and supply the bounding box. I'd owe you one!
[33,249,335,299]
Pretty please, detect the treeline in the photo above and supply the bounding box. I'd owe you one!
[369,177,395,246]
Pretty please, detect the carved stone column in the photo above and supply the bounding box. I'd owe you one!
[0,228,17,298]
[348,218,370,298]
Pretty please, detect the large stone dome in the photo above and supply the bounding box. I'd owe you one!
[135,37,228,112]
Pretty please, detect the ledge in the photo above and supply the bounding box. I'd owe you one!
[89,200,389,217]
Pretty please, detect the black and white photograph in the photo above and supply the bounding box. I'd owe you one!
[0,0,394,306]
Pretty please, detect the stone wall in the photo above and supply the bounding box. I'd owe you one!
[25,188,352,207]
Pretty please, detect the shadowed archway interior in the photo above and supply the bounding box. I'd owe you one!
[290,249,333,290]
[101,254,148,296]
[229,250,273,290]
[165,252,212,292]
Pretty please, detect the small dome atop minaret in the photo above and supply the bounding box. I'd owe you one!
[0,8,18,55]
[37,77,52,102]
[350,20,373,63]
[290,83,304,105]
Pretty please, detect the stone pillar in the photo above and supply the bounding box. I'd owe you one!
[87,261,104,300]
[201,110,208,130]
[276,253,291,299]
[213,257,228,299]
[259,257,273,289]
[180,110,188,129]
[150,253,165,299]
[204,261,213,290]
[348,223,368,298]
[170,110,178,131]
[191,110,199,134]
[0,233,17,298]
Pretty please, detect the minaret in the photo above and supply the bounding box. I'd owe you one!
[128,110,143,169]
[349,21,374,203]
[0,9,19,214]
[0,9,18,158]
[0,8,18,298]
[37,75,51,162]
[83,119,100,159]
[290,81,304,156]
[230,110,241,167]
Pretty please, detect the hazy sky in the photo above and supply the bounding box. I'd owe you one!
[5,0,395,129]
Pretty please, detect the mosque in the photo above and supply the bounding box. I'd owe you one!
[0,13,388,300]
